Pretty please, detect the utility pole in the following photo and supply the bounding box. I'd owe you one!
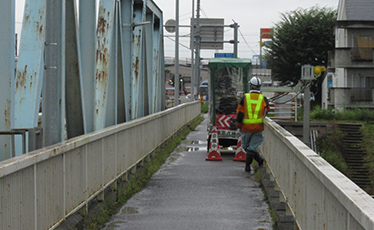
[301,64,315,147]
[190,0,195,101]
[174,0,180,106]
[195,0,201,97]
[232,22,238,58]
[303,84,310,146]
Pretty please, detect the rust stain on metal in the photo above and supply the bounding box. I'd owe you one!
[39,25,43,36]
[97,16,107,35]
[16,65,28,90]
[37,9,45,37]
[4,99,11,128]
[133,57,139,80]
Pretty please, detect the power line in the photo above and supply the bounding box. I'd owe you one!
[238,28,257,54]
[165,36,191,51]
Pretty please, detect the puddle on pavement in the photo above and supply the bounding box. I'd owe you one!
[120,206,139,215]
[104,220,127,230]
[188,147,206,152]
[180,140,207,145]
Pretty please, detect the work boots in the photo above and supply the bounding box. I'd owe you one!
[245,150,254,172]
[245,150,264,172]
[253,151,264,167]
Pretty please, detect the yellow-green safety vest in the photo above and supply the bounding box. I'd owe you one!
[243,93,264,124]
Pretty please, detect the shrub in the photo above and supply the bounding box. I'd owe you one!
[316,124,348,175]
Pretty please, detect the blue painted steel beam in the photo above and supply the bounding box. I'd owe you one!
[79,0,97,133]
[94,0,116,130]
[132,4,145,119]
[105,2,118,128]
[153,17,162,113]
[0,1,15,160]
[65,0,84,139]
[0,0,167,158]
[146,13,155,114]
[160,14,166,111]
[147,0,165,112]
[14,0,47,156]
[119,0,133,122]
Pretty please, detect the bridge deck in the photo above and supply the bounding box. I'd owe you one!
[103,114,273,230]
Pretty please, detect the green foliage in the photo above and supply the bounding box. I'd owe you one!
[361,124,374,194]
[265,6,337,86]
[316,125,348,174]
[310,105,374,122]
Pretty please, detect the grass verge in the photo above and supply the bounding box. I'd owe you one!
[83,116,204,229]
[201,102,209,114]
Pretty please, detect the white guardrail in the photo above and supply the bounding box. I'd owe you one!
[0,101,201,230]
[260,117,374,230]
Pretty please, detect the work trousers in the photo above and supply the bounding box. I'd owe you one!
[241,131,264,166]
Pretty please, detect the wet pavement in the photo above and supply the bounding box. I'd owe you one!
[102,114,273,230]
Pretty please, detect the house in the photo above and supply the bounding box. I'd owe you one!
[323,0,374,109]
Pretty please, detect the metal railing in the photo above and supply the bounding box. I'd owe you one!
[0,127,42,157]
[0,101,200,230]
[260,117,374,229]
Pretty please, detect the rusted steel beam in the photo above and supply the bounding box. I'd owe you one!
[14,0,47,156]
[94,0,116,130]
[0,1,15,160]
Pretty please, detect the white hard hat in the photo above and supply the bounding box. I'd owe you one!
[249,77,261,89]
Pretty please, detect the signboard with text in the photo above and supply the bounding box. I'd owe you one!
[260,28,273,39]
[190,18,224,50]
[214,53,234,58]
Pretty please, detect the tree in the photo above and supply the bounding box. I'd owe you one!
[265,6,337,87]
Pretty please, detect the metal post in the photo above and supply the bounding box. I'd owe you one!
[43,0,63,146]
[174,0,180,106]
[233,22,238,58]
[259,28,262,69]
[195,0,201,97]
[295,99,298,122]
[190,0,195,101]
[303,84,310,146]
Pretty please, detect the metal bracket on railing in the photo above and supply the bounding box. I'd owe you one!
[0,127,43,158]
[122,21,150,30]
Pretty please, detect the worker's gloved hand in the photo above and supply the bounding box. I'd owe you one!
[236,122,242,129]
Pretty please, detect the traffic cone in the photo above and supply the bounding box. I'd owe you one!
[233,133,246,161]
[206,126,223,161]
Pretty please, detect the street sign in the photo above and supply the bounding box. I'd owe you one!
[165,19,176,33]
[214,53,234,58]
[190,18,224,50]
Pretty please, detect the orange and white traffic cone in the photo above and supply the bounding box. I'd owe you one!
[206,126,223,161]
[233,133,246,161]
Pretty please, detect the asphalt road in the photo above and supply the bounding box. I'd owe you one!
[102,114,273,230]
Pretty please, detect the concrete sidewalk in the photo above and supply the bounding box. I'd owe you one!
[103,114,273,230]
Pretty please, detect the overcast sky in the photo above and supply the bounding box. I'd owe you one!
[158,0,339,59]
[15,0,339,59]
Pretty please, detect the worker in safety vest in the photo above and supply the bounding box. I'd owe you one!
[236,77,270,172]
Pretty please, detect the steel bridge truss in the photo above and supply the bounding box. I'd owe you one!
[0,0,165,160]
